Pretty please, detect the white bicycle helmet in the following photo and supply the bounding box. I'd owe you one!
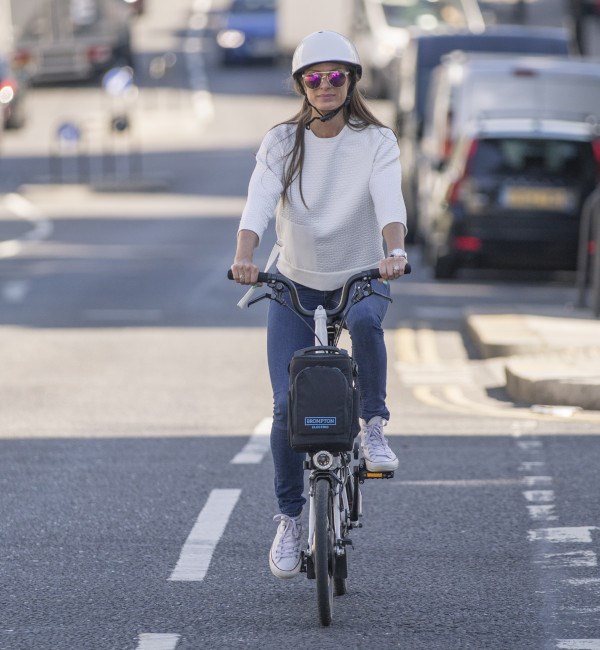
[292,31,362,80]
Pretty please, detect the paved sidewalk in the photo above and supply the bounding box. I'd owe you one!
[467,313,600,411]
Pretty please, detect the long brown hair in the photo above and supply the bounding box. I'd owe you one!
[272,69,392,208]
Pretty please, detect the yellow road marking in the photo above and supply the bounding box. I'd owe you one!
[396,328,600,424]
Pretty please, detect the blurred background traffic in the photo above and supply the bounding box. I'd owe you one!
[0,0,599,281]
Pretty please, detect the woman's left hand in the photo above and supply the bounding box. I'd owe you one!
[379,256,408,281]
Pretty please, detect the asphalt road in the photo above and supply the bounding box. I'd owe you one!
[1,435,600,649]
[1,0,599,648]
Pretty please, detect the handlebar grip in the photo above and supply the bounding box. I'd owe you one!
[367,263,411,278]
[227,269,274,283]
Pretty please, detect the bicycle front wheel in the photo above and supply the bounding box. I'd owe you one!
[314,478,334,626]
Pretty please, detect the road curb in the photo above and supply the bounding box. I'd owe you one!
[467,313,600,411]
[505,352,600,410]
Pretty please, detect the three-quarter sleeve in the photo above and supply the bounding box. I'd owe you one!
[238,129,286,243]
[369,129,407,234]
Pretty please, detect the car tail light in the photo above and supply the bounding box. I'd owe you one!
[0,78,16,104]
[592,139,600,181]
[12,49,32,68]
[87,45,112,64]
[453,236,481,252]
[446,140,478,205]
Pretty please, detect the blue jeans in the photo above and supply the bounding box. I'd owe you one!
[266,279,391,517]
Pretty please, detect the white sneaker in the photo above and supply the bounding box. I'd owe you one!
[361,416,399,471]
[269,514,303,579]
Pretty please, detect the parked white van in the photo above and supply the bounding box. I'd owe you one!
[13,0,134,83]
[417,55,600,239]
[393,25,574,239]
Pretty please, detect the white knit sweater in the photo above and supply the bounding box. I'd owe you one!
[238,122,407,291]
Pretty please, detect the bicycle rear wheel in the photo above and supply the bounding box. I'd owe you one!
[314,478,334,626]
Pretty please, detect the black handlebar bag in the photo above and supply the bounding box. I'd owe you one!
[288,346,361,452]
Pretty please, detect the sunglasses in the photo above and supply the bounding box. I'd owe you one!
[301,70,350,90]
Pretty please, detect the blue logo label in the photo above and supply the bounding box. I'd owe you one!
[305,417,336,429]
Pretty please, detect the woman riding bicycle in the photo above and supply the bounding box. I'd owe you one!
[230,30,408,580]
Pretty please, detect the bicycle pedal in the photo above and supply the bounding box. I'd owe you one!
[359,469,395,482]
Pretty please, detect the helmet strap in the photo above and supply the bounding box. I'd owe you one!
[304,91,353,131]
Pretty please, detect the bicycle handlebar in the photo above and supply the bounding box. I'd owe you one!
[227,263,411,318]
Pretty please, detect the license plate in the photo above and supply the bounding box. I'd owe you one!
[501,187,575,210]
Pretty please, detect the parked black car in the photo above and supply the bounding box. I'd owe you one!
[393,25,575,240]
[423,118,600,278]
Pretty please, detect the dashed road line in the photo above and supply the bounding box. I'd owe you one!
[169,488,241,582]
[230,417,272,464]
[135,633,180,650]
[0,193,54,259]
[528,527,598,544]
[516,437,600,647]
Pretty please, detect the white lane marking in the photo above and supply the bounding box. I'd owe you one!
[536,551,597,569]
[1,280,30,303]
[169,489,241,582]
[527,505,558,522]
[518,461,546,472]
[523,490,555,503]
[528,527,598,543]
[563,607,600,614]
[517,440,543,450]
[556,641,600,649]
[563,578,600,586]
[522,476,553,487]
[0,193,54,259]
[230,417,272,464]
[391,479,522,487]
[135,633,180,650]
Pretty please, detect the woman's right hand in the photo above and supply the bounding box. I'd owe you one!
[230,259,260,285]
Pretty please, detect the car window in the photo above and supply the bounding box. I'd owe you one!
[20,0,106,39]
[471,138,595,179]
[382,0,467,29]
[231,0,276,12]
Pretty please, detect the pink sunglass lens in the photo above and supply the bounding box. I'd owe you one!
[304,74,322,89]
[328,71,346,87]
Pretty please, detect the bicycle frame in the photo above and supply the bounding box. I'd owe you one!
[304,306,358,572]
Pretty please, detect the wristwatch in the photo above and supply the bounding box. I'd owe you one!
[388,248,408,260]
